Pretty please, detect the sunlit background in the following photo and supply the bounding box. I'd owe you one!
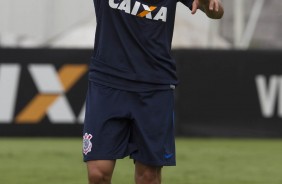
[1,0,280,49]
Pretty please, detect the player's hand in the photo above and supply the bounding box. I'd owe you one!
[191,0,220,14]
[191,0,223,19]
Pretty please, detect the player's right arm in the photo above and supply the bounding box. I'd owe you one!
[191,0,224,19]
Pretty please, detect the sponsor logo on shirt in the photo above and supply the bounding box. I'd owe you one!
[109,0,167,22]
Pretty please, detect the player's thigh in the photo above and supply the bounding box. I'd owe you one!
[87,160,116,178]
[135,161,162,174]
[135,161,162,183]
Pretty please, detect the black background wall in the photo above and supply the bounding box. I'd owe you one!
[174,50,282,137]
[0,49,281,137]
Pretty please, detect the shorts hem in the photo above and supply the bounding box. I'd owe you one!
[130,155,176,167]
[83,154,129,162]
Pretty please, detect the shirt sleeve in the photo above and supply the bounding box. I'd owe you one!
[178,0,194,10]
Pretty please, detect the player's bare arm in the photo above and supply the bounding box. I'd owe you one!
[191,0,224,19]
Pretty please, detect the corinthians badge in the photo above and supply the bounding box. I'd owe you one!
[83,133,93,155]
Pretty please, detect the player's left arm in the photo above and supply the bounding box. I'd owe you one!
[191,0,224,19]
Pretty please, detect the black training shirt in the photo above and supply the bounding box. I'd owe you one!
[89,0,193,91]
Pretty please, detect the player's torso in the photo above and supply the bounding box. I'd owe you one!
[90,0,180,89]
[92,0,178,63]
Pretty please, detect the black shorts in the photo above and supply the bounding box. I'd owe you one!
[83,81,176,166]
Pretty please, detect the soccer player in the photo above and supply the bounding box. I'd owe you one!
[83,0,224,183]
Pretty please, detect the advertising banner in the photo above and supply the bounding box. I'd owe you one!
[174,50,282,137]
[0,49,91,136]
[0,49,282,137]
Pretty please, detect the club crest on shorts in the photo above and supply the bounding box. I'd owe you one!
[83,133,93,155]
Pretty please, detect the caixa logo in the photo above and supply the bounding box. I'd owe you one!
[0,64,87,124]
